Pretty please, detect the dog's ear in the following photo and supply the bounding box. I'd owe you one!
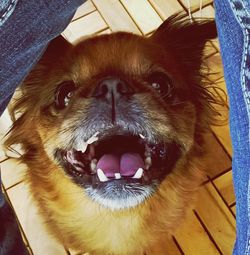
[150,14,224,128]
[150,13,217,70]
[38,35,72,65]
[20,35,72,93]
[9,36,72,119]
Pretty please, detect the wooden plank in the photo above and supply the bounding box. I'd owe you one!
[63,11,108,43]
[195,183,236,254]
[179,0,213,11]
[92,0,141,33]
[193,4,215,18]
[120,0,162,34]
[214,170,235,206]
[204,41,218,58]
[0,109,12,137]
[201,132,231,178]
[27,247,33,255]
[0,109,13,161]
[0,141,7,162]
[72,1,96,21]
[2,188,29,247]
[231,204,236,216]
[164,237,182,255]
[7,183,68,255]
[149,0,184,20]
[212,123,232,157]
[204,53,233,156]
[174,210,220,254]
[1,158,26,189]
[206,53,224,82]
[210,81,232,157]
[71,237,181,254]
[145,236,182,255]
[212,38,221,51]
[97,28,112,35]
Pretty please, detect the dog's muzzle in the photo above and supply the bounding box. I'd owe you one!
[54,77,182,210]
[55,128,181,210]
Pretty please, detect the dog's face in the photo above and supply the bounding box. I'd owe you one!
[6,15,218,253]
[45,32,195,210]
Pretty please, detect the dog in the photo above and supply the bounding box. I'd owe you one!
[5,14,220,254]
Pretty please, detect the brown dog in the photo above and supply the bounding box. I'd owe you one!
[5,14,220,255]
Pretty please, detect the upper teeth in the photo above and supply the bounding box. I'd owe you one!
[74,140,88,153]
[139,133,145,139]
[87,131,99,144]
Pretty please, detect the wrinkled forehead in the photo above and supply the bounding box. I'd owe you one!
[70,33,158,80]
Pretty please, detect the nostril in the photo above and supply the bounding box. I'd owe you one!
[91,77,134,100]
[117,81,134,95]
[92,82,108,98]
[99,83,108,96]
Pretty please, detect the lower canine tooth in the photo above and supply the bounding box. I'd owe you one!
[90,159,97,173]
[145,156,152,170]
[115,173,121,179]
[97,168,108,182]
[132,168,143,179]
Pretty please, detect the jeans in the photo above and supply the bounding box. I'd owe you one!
[214,0,250,254]
[0,0,84,114]
[0,0,249,254]
[0,1,84,254]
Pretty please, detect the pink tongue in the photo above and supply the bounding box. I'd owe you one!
[96,153,145,177]
[120,153,145,176]
[96,154,120,177]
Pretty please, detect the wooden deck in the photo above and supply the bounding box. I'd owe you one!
[0,1,235,254]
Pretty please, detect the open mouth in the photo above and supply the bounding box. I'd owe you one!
[58,133,180,183]
[55,130,181,209]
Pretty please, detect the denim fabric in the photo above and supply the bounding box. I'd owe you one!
[0,0,84,115]
[0,0,249,254]
[0,1,84,254]
[0,0,18,26]
[214,0,250,254]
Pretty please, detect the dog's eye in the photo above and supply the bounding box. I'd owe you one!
[148,72,173,98]
[55,81,76,109]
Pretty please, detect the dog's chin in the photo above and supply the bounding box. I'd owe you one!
[85,180,158,210]
[54,129,182,210]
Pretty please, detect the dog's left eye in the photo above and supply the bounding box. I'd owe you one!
[148,72,173,98]
[55,81,76,109]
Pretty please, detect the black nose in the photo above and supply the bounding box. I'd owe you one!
[92,78,134,102]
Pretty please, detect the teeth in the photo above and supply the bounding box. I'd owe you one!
[74,141,88,153]
[145,156,152,170]
[97,168,108,182]
[74,132,99,152]
[132,168,144,179]
[139,133,145,139]
[145,144,151,157]
[115,173,121,179]
[87,131,99,144]
[90,159,97,173]
[66,151,85,167]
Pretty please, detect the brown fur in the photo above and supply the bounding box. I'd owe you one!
[5,15,224,254]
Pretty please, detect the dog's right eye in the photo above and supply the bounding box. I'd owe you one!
[54,81,76,109]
